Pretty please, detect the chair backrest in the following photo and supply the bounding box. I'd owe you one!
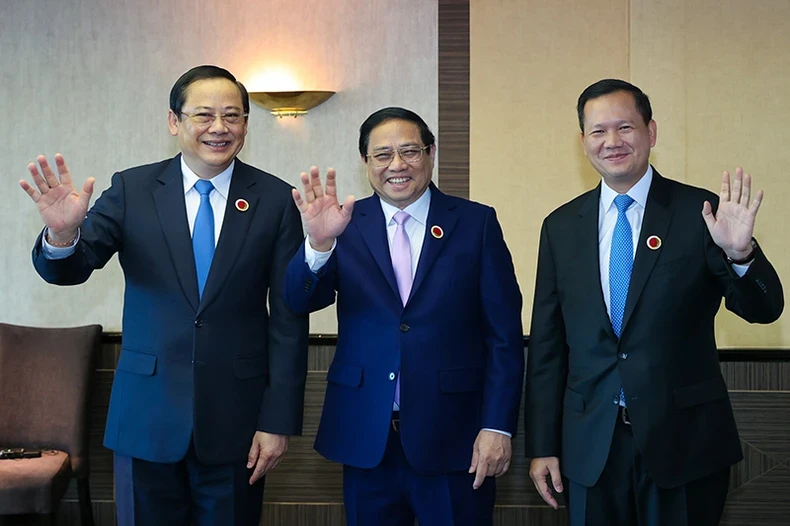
[0,322,102,477]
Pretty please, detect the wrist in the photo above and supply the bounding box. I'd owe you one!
[46,229,78,247]
[308,237,334,252]
[724,238,758,265]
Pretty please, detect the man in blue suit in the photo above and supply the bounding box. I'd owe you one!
[284,107,524,525]
[20,65,308,525]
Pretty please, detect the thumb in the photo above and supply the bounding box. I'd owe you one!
[247,442,260,469]
[80,178,95,208]
[549,465,563,493]
[341,195,356,219]
[469,449,479,473]
[701,200,715,231]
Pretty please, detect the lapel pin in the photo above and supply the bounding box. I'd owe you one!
[646,235,662,250]
[235,198,249,212]
[431,225,444,239]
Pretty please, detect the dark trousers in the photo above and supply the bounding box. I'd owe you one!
[114,440,265,526]
[343,421,496,526]
[564,408,730,526]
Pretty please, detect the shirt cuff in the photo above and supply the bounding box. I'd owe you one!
[481,428,512,438]
[41,227,80,260]
[304,238,337,272]
[731,261,751,277]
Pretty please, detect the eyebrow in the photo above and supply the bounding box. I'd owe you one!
[371,142,421,151]
[189,105,243,112]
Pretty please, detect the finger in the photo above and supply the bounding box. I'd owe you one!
[495,459,511,477]
[749,189,764,216]
[469,448,479,473]
[39,155,61,190]
[740,171,751,206]
[473,459,489,489]
[310,166,324,199]
[720,171,730,202]
[549,465,564,493]
[731,168,743,204]
[701,201,715,232]
[300,171,315,202]
[28,161,50,194]
[19,180,42,203]
[54,153,74,187]
[246,443,259,469]
[292,188,307,214]
[533,474,558,509]
[249,456,269,485]
[325,168,338,198]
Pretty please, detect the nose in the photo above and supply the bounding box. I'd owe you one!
[388,151,408,171]
[604,130,623,148]
[207,115,229,133]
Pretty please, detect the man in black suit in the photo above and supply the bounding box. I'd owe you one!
[524,78,783,525]
[20,65,308,525]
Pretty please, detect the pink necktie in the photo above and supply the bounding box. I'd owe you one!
[392,211,412,406]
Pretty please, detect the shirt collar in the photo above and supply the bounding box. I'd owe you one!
[600,165,653,211]
[181,157,234,200]
[379,186,432,227]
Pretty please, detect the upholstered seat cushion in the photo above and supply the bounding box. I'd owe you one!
[0,450,72,514]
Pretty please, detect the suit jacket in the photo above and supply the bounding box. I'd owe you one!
[33,155,309,465]
[524,169,783,488]
[284,185,524,474]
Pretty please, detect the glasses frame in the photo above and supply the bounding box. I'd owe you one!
[366,145,431,168]
[179,110,249,127]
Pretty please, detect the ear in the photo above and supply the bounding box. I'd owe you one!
[648,120,657,147]
[168,110,180,137]
[579,132,588,157]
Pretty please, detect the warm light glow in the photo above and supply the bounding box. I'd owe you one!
[246,67,301,92]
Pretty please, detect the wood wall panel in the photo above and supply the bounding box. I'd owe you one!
[39,337,789,526]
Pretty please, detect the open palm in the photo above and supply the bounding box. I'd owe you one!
[702,167,762,258]
[20,154,94,236]
[292,166,355,250]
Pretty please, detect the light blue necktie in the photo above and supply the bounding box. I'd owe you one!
[193,180,215,299]
[610,194,634,406]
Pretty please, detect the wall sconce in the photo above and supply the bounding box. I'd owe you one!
[249,91,335,118]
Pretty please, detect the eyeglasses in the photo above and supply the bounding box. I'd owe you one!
[366,146,430,167]
[180,111,248,126]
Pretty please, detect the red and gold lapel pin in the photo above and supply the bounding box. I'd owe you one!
[646,235,662,250]
[431,225,444,239]
[235,198,249,212]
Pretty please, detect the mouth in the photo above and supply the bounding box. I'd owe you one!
[386,176,412,186]
[203,140,232,149]
[604,153,629,162]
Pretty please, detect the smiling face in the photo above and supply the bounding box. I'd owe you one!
[580,90,657,192]
[167,77,248,179]
[363,118,435,209]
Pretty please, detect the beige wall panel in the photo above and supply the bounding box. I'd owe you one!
[1,0,437,332]
[632,0,789,347]
[470,0,630,329]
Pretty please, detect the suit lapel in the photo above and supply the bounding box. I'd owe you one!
[577,185,617,340]
[410,187,458,302]
[352,196,402,303]
[621,170,673,334]
[153,155,200,312]
[198,161,259,313]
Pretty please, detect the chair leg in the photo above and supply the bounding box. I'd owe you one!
[77,476,95,526]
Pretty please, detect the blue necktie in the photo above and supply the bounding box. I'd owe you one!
[610,194,634,406]
[193,180,215,299]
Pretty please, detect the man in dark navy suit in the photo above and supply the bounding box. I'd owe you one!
[525,79,783,526]
[284,107,525,525]
[21,65,308,526]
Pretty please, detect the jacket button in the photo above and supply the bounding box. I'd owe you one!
[619,352,628,360]
[399,323,410,332]
[194,319,203,328]
[389,372,396,380]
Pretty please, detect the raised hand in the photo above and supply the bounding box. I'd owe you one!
[20,154,94,243]
[292,166,355,251]
[701,167,762,260]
